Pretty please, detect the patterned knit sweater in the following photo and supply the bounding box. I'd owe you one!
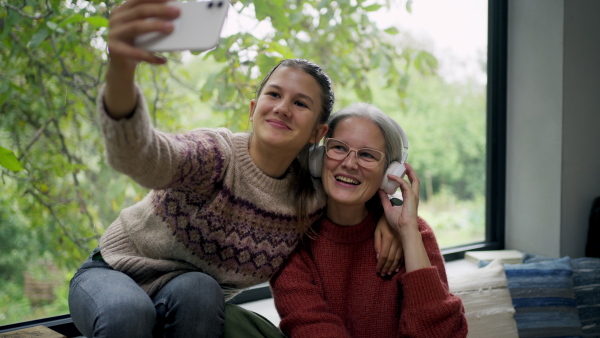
[97,87,326,300]
[270,211,468,338]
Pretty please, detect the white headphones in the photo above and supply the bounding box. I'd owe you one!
[308,125,409,195]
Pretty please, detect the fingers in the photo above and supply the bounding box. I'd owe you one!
[107,0,180,64]
[378,190,392,212]
[389,246,403,274]
[387,163,420,199]
[379,241,398,276]
[376,237,393,275]
[117,0,174,11]
[109,41,168,64]
[404,163,420,195]
[111,1,180,28]
[374,226,382,264]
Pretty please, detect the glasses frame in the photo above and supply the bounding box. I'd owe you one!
[324,138,386,169]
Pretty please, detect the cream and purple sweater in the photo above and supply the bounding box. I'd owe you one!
[97,87,326,299]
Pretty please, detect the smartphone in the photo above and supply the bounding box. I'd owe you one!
[134,0,230,52]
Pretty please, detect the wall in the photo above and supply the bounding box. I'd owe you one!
[505,0,600,258]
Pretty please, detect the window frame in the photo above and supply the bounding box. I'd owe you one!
[0,0,507,334]
[441,0,508,261]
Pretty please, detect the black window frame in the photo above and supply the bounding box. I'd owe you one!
[0,0,507,335]
[442,0,508,261]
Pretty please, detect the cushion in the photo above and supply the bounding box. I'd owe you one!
[482,256,583,338]
[448,259,519,338]
[524,253,600,337]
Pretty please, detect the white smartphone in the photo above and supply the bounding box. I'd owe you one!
[134,0,230,52]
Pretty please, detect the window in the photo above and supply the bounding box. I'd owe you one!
[0,0,506,331]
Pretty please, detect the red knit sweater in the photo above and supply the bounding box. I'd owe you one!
[270,211,468,338]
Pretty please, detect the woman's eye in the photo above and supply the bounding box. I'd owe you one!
[267,92,280,98]
[294,101,308,108]
[332,145,348,153]
[359,151,377,160]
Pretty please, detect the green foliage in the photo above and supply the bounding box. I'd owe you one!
[368,69,486,201]
[200,0,435,126]
[0,0,488,326]
[0,145,24,171]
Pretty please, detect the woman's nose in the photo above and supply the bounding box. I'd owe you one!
[341,150,359,169]
[274,99,292,117]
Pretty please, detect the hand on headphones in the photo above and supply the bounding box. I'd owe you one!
[378,162,420,235]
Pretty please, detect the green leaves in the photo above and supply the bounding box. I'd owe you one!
[0,146,24,172]
[0,1,445,318]
[85,16,109,28]
[28,27,49,48]
[384,27,399,35]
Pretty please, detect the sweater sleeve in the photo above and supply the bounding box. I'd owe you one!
[97,84,229,190]
[270,248,351,338]
[397,218,468,338]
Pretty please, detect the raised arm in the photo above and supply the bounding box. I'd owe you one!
[379,164,467,337]
[105,0,180,118]
[98,0,232,190]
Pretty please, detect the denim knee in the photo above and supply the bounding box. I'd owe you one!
[69,258,156,338]
[154,272,225,338]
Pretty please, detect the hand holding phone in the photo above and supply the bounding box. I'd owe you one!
[134,0,230,52]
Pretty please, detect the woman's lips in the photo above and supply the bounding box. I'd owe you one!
[335,175,360,185]
[266,119,291,130]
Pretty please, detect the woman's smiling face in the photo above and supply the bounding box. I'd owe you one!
[322,117,387,210]
[249,66,326,153]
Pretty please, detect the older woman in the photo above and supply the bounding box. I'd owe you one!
[270,103,468,337]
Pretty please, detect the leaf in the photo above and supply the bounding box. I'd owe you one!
[253,0,269,21]
[1,8,22,42]
[50,0,61,11]
[0,146,24,172]
[268,41,294,59]
[256,53,276,77]
[58,14,86,27]
[415,51,438,75]
[364,4,383,12]
[384,27,399,35]
[46,21,59,31]
[85,16,109,28]
[28,28,50,48]
[268,0,285,8]
[406,0,413,14]
[200,74,217,101]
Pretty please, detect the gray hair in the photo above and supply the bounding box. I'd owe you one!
[325,103,405,167]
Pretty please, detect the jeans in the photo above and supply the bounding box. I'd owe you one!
[68,250,225,338]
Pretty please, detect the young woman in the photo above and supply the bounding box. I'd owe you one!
[68,1,402,337]
[271,103,468,337]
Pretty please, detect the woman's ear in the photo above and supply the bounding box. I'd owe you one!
[249,99,256,121]
[312,124,328,144]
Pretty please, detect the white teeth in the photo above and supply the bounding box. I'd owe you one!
[335,175,359,185]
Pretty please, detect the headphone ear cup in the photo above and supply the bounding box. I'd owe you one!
[380,161,406,194]
[308,145,325,178]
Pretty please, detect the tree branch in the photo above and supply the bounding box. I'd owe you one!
[2,1,53,20]
[25,189,91,253]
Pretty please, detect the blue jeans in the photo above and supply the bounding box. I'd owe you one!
[69,250,225,337]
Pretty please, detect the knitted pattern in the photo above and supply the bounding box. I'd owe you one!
[271,212,468,338]
[97,86,326,299]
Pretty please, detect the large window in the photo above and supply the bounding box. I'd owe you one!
[0,0,506,331]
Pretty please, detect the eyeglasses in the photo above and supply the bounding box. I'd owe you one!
[324,138,385,168]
